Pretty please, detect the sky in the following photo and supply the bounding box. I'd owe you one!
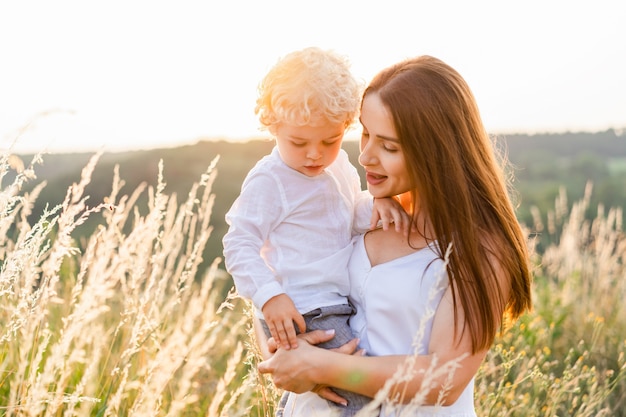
[1,0,625,154]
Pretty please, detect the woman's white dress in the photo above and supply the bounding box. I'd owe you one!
[280,235,477,417]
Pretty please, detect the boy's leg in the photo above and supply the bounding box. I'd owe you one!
[302,304,355,348]
[260,318,272,339]
[302,304,376,417]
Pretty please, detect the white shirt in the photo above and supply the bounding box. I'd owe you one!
[223,146,373,314]
[349,234,477,416]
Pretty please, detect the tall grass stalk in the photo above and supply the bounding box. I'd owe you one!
[2,149,625,416]
[0,152,257,416]
[474,183,626,416]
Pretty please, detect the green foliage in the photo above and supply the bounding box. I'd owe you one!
[12,129,626,267]
[501,130,626,233]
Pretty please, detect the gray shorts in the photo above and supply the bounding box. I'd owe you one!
[260,303,356,349]
[263,303,373,416]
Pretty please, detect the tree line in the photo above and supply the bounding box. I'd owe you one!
[8,128,626,264]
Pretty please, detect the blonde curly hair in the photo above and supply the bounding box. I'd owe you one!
[255,47,362,130]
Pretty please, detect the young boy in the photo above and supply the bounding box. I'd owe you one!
[222,47,405,416]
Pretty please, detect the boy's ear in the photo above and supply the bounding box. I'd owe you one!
[268,124,278,136]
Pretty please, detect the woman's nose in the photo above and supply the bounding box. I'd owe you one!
[359,147,373,166]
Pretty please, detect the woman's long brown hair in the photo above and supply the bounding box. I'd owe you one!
[364,56,532,353]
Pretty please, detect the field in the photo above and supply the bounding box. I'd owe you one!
[608,157,626,175]
[1,152,625,416]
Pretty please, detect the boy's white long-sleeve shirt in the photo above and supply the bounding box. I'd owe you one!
[223,147,373,315]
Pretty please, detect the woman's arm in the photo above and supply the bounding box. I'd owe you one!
[258,287,488,405]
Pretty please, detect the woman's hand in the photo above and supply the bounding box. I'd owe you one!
[311,340,366,407]
[313,386,348,407]
[258,329,360,393]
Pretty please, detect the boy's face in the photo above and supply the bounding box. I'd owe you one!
[273,121,346,177]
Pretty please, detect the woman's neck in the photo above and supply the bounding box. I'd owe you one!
[396,192,414,215]
[396,191,436,241]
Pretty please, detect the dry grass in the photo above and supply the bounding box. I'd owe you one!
[0,152,258,416]
[1,151,625,416]
[474,183,626,416]
[246,183,626,416]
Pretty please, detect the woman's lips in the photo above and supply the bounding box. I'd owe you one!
[366,172,386,185]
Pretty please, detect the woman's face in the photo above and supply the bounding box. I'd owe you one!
[358,93,411,198]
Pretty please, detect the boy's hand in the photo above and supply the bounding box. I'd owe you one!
[262,293,306,350]
[371,196,413,235]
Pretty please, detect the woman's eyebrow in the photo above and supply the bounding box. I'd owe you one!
[359,118,399,143]
[376,134,399,143]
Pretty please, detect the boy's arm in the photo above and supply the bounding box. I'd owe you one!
[370,196,413,235]
[223,172,286,316]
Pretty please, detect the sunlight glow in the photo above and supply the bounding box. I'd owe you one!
[1,0,625,153]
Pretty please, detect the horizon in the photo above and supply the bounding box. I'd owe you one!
[9,126,626,157]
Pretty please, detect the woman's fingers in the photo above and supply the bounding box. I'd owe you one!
[258,330,335,379]
[262,329,337,366]
[296,329,336,346]
[314,386,348,406]
[257,350,317,393]
[257,357,273,375]
[267,337,278,354]
[330,337,359,355]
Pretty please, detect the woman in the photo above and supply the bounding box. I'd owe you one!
[258,55,533,416]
